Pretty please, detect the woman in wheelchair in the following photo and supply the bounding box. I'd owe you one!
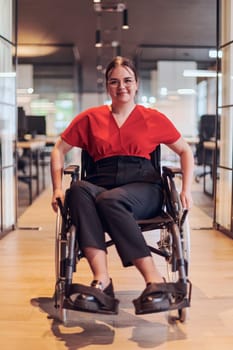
[50,56,194,315]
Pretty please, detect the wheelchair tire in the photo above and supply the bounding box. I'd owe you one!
[54,210,67,323]
[178,192,191,278]
[181,213,191,275]
[177,210,190,323]
[166,195,190,281]
[54,210,77,325]
[166,196,191,323]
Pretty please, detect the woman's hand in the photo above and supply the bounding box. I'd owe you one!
[180,190,193,210]
[167,137,194,211]
[51,188,65,213]
[50,138,72,213]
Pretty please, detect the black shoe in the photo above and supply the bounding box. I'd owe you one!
[73,278,119,314]
[133,282,170,315]
[77,279,115,302]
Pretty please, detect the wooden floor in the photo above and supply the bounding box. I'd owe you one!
[1,175,233,349]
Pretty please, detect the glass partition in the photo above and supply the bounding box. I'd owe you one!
[0,0,17,234]
[215,0,233,236]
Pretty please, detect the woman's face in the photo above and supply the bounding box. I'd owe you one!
[106,65,138,104]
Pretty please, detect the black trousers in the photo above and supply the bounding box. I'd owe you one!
[68,180,164,267]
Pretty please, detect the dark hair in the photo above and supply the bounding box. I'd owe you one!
[105,56,138,82]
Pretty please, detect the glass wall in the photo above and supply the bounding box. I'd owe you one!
[0,0,17,235]
[215,0,233,235]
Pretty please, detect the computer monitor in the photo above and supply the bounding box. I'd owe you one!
[26,115,46,137]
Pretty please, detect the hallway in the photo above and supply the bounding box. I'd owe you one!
[1,181,233,350]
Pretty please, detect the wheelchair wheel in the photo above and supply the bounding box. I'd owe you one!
[181,210,191,271]
[165,200,191,322]
[54,210,77,324]
[54,209,68,323]
[166,194,190,279]
[165,229,189,322]
[178,210,191,323]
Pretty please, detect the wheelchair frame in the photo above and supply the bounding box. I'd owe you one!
[54,148,192,324]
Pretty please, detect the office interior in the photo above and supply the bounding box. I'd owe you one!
[1,0,233,348]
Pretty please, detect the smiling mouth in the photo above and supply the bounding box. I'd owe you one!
[117,91,128,95]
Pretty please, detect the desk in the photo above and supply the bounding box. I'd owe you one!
[17,140,46,204]
[45,136,58,146]
[185,136,199,146]
[17,140,46,149]
[203,140,218,150]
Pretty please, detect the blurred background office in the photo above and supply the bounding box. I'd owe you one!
[0,0,232,239]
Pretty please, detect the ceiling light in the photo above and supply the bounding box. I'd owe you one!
[183,69,217,77]
[111,40,119,47]
[209,49,222,58]
[94,2,126,12]
[95,29,102,47]
[122,9,129,29]
[177,89,196,95]
[116,45,121,56]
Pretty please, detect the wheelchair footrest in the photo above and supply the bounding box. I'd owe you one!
[133,280,191,315]
[62,283,119,315]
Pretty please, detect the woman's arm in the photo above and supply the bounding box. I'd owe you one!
[50,138,73,212]
[166,136,195,209]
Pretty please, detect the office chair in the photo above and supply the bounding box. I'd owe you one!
[195,114,218,183]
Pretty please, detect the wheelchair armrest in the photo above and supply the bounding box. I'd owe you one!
[162,166,182,177]
[64,164,80,175]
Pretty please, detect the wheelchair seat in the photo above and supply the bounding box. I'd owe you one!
[54,146,192,324]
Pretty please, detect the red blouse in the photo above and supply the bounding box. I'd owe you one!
[61,104,181,161]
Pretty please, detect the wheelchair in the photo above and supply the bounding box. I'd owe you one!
[54,146,192,324]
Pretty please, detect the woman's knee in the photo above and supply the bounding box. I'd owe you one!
[68,181,95,211]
